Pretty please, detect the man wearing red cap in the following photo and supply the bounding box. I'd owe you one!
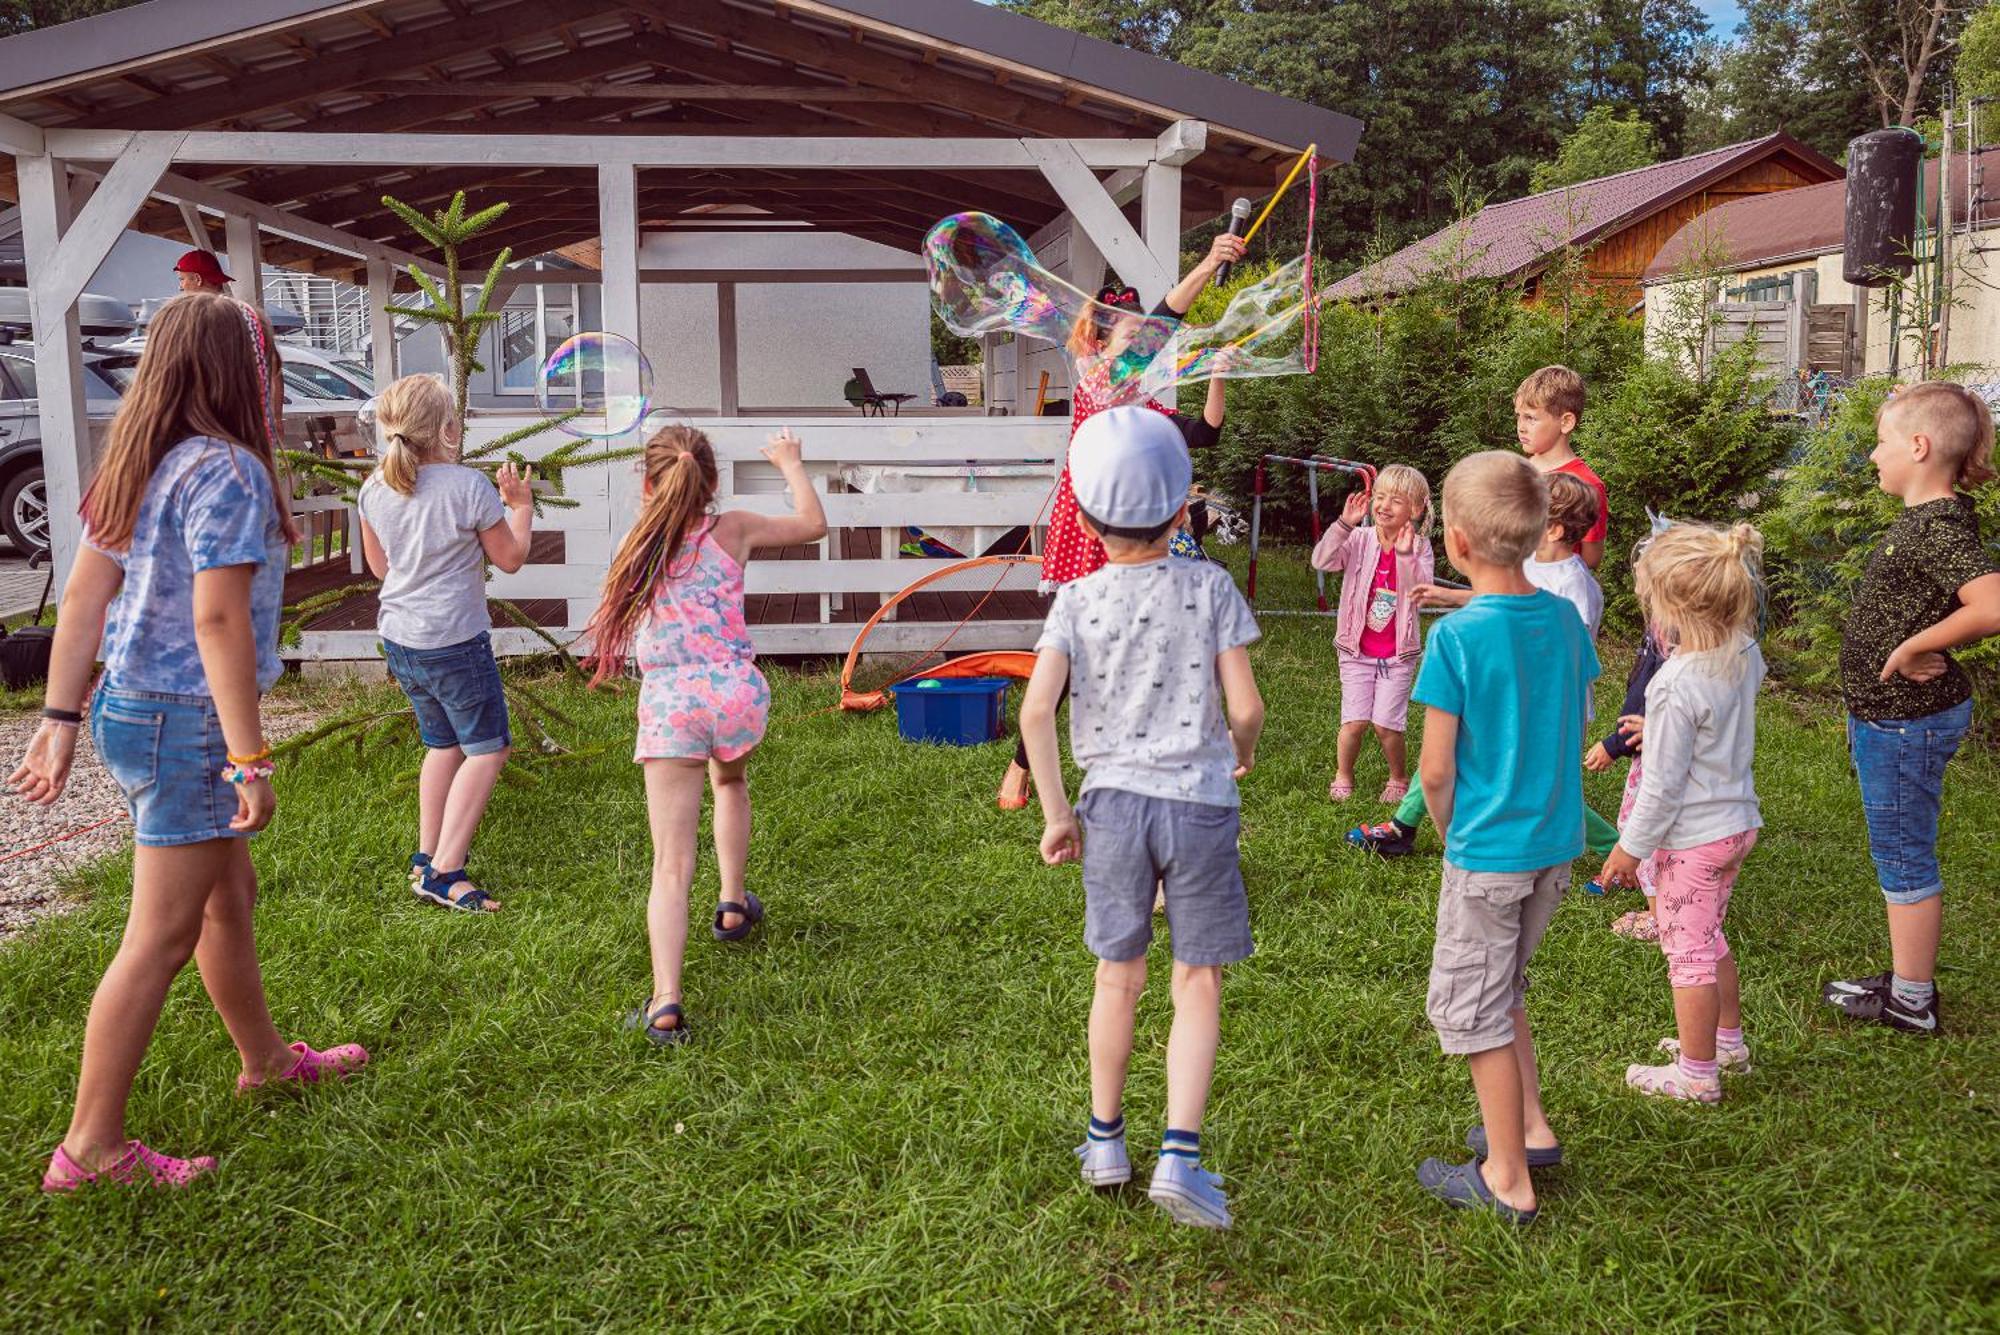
[173,250,231,295]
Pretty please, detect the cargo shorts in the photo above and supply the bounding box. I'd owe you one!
[1426,860,1568,1055]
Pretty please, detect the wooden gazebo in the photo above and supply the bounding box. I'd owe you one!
[0,0,1361,656]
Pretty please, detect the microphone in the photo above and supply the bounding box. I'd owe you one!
[1215,197,1252,286]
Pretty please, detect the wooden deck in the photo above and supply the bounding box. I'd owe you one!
[283,526,1048,649]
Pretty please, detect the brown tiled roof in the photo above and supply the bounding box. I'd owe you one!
[1644,146,2000,282]
[1327,132,1840,300]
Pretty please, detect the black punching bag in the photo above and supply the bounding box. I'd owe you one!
[1844,128,1923,288]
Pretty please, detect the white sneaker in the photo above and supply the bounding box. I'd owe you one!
[1657,1035,1752,1074]
[1074,1135,1131,1187]
[1148,1153,1231,1229]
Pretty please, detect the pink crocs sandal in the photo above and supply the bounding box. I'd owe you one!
[237,1040,370,1095]
[1610,910,1659,942]
[1379,779,1410,804]
[43,1140,216,1193]
[1625,1059,1722,1103]
[1328,778,1355,802]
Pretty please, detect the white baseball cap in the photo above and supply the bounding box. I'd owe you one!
[1068,405,1191,530]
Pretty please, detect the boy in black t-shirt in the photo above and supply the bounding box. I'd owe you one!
[1824,382,2000,1035]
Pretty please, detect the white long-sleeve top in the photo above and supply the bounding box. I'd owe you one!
[1618,635,1765,859]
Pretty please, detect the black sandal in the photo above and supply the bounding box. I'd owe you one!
[623,999,691,1047]
[712,890,764,942]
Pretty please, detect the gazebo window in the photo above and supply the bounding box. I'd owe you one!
[496,283,603,397]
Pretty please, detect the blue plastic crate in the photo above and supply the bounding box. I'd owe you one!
[888,676,1012,746]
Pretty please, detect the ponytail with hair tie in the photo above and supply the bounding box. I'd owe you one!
[583,424,722,687]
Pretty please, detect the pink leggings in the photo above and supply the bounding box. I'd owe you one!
[1652,829,1758,988]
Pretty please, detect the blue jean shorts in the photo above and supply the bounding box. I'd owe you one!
[1078,787,1252,966]
[1848,698,1972,904]
[91,686,247,847]
[382,631,511,756]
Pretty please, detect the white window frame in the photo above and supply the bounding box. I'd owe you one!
[493,284,581,401]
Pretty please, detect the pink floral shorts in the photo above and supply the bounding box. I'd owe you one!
[1652,828,1758,988]
[636,662,770,762]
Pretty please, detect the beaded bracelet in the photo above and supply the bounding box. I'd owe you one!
[220,758,276,786]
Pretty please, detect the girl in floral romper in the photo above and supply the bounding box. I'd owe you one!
[585,425,827,1045]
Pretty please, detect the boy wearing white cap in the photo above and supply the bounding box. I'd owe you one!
[1019,405,1265,1230]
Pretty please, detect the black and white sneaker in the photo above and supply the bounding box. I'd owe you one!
[1821,971,1892,1007]
[1824,973,1941,1036]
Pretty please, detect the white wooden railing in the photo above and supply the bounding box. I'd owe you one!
[290,413,1069,660]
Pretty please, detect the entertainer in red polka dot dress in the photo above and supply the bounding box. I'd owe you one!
[998,231,1247,810]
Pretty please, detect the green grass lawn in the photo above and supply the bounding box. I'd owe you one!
[2,548,1998,1330]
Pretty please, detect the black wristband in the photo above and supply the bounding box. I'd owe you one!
[41,706,83,725]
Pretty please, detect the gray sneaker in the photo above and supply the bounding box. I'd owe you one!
[1074,1135,1131,1187]
[1148,1153,1231,1229]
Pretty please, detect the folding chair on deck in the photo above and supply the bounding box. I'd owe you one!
[851,367,917,417]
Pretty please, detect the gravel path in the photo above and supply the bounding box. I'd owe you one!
[0,706,322,942]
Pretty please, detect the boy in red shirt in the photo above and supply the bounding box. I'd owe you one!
[1515,366,1607,570]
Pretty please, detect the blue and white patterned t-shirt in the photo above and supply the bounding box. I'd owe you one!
[1036,556,1261,808]
[89,436,289,696]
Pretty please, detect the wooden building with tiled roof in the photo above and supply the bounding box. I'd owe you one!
[1327,132,1842,310]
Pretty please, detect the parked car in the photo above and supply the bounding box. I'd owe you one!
[3,328,366,553]
[0,288,140,553]
[279,341,374,399]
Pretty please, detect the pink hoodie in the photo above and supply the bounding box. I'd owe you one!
[1309,520,1434,661]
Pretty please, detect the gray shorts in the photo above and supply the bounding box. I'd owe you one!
[1079,787,1252,966]
[1427,859,1569,1055]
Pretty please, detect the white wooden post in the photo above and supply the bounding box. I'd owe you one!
[1024,139,1174,307]
[366,258,396,389]
[176,199,209,249]
[16,155,86,585]
[1141,165,1182,291]
[225,213,262,310]
[597,162,642,539]
[716,280,739,416]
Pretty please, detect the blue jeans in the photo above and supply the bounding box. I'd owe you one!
[1848,699,1973,904]
[92,686,246,847]
[382,631,511,756]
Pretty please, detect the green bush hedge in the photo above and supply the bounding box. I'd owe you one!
[1576,337,1801,633]
[1764,373,2000,712]
[1173,255,1995,729]
[1179,268,1641,545]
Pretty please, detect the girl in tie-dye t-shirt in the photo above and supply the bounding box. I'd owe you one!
[583,425,827,1046]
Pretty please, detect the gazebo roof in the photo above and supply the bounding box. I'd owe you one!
[0,0,1362,280]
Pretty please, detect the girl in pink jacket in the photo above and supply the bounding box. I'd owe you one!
[1310,463,1434,803]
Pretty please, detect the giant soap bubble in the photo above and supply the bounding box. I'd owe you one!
[537,331,654,438]
[925,212,1317,410]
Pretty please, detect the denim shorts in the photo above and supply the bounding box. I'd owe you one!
[1078,787,1252,967]
[1848,698,1972,904]
[91,686,247,847]
[382,631,511,756]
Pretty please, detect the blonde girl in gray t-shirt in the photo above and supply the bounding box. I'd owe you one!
[357,374,533,912]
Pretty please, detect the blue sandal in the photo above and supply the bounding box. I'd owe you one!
[1465,1124,1564,1169]
[1416,1156,1538,1224]
[623,999,690,1047]
[421,868,500,913]
[712,890,764,942]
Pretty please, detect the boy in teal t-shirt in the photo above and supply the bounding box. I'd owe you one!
[1411,451,1599,1225]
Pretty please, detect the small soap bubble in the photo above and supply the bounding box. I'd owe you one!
[537,331,653,438]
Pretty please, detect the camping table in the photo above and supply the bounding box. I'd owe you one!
[836,463,1053,620]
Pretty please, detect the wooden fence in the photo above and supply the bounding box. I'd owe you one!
[290,413,1069,660]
